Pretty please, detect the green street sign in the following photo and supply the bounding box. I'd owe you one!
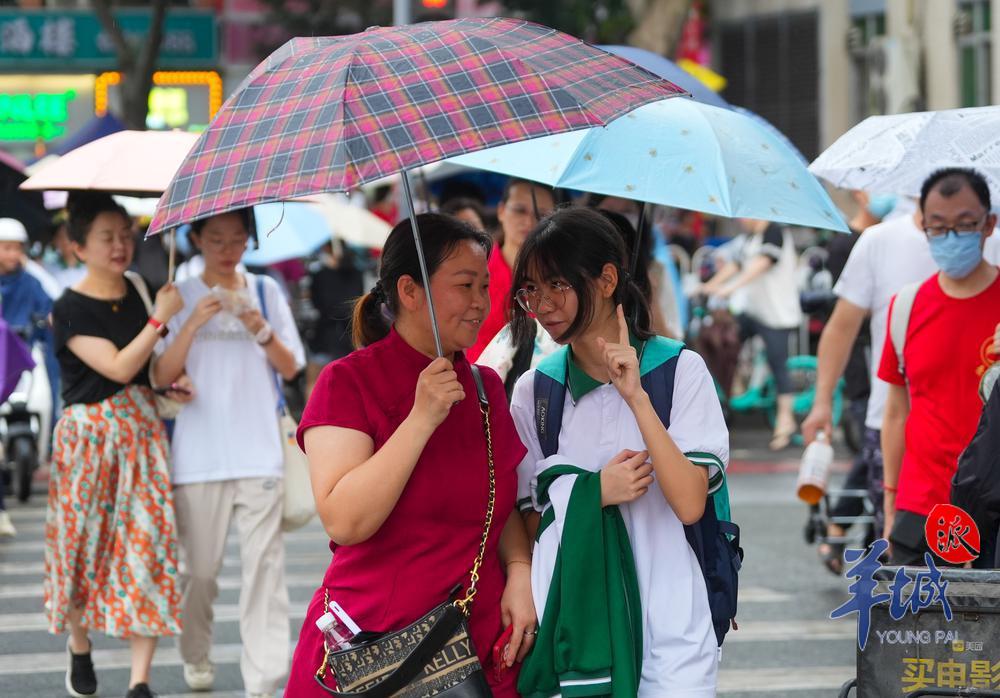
[0,9,217,69]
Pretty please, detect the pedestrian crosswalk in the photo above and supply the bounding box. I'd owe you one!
[0,469,860,697]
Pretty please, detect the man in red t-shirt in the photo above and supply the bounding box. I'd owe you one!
[879,168,1000,565]
[467,179,555,361]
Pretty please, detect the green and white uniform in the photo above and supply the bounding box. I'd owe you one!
[511,339,727,697]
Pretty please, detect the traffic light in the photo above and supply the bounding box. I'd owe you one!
[413,0,454,21]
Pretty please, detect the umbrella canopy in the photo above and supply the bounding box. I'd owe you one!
[0,149,49,241]
[599,44,729,109]
[51,113,126,157]
[0,318,35,404]
[243,201,333,266]
[300,194,391,250]
[600,45,808,165]
[448,98,848,231]
[147,17,685,237]
[809,106,1000,202]
[21,130,200,197]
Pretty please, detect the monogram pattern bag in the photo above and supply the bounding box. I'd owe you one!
[314,365,495,698]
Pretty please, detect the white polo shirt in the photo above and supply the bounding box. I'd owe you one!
[511,349,728,697]
[163,273,306,485]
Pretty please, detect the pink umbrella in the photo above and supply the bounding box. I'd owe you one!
[19,130,200,197]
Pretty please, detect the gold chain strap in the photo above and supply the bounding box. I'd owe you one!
[454,399,495,616]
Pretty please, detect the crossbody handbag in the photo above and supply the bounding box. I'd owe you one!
[314,364,495,698]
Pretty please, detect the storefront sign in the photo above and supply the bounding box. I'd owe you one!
[0,75,94,143]
[0,10,216,69]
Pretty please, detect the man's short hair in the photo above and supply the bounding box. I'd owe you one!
[500,177,555,204]
[920,168,991,212]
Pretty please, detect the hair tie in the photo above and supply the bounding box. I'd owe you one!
[372,280,387,302]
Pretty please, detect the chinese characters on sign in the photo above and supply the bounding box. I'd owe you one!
[901,658,1000,693]
[0,10,216,68]
[830,538,953,650]
[925,503,981,565]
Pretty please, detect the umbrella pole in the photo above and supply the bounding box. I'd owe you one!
[629,202,647,278]
[167,228,177,284]
[401,170,444,357]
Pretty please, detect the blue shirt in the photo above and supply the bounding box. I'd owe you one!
[0,268,52,344]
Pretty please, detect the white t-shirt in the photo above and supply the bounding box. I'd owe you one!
[511,350,727,697]
[163,273,306,485]
[833,215,1000,429]
[736,226,802,329]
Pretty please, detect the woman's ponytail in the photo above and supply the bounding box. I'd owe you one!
[351,288,390,350]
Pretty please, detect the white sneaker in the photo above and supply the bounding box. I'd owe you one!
[183,659,215,691]
[246,693,273,698]
[0,511,16,538]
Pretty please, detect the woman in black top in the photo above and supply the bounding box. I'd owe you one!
[47,193,190,698]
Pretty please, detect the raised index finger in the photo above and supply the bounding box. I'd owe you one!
[616,304,629,346]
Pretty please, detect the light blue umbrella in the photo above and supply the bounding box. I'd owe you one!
[243,201,332,266]
[600,46,807,165]
[447,98,848,231]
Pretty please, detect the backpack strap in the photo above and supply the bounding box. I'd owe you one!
[889,282,920,378]
[533,370,566,459]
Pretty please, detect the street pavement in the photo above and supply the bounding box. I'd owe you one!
[0,424,863,697]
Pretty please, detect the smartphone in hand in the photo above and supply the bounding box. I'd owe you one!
[491,624,514,681]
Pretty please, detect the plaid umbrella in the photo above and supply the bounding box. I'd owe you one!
[148,18,685,354]
[148,18,685,236]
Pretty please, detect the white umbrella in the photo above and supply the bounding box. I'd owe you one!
[20,130,199,196]
[809,106,1000,203]
[298,194,392,250]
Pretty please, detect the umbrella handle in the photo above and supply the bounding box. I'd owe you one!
[167,229,176,284]
[401,171,444,358]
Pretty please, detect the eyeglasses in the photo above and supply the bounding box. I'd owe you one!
[515,281,571,313]
[923,217,987,239]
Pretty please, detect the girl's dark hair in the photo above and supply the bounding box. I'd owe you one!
[189,208,258,250]
[596,209,655,307]
[352,213,492,349]
[510,207,654,347]
[65,191,129,245]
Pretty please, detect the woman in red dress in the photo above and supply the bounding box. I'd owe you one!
[287,213,535,697]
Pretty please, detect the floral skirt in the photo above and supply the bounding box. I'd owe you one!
[44,385,182,638]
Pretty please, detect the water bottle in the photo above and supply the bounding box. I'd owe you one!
[316,601,361,651]
[796,430,834,505]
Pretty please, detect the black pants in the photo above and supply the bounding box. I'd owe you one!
[889,510,953,566]
[737,315,794,395]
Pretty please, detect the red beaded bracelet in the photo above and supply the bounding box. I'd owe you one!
[884,484,898,493]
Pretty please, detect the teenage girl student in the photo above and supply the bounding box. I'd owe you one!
[509,207,728,697]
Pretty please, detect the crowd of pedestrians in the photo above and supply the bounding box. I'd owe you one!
[0,72,997,698]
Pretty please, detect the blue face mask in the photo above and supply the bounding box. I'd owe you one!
[929,231,983,279]
[867,194,896,219]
